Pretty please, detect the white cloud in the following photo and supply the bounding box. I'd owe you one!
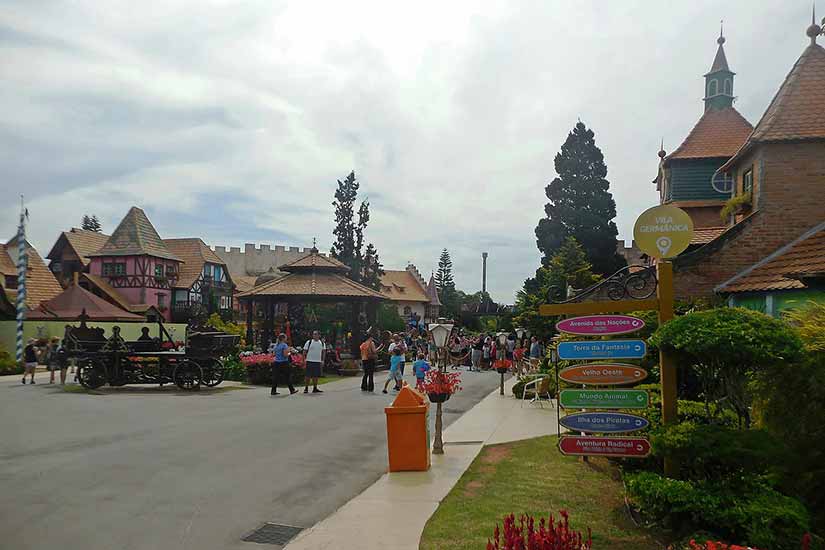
[0,0,815,302]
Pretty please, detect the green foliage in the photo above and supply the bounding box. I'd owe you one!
[435,248,459,319]
[514,237,600,340]
[534,121,625,276]
[650,308,805,427]
[206,313,245,346]
[330,170,384,290]
[650,422,787,482]
[626,471,810,549]
[783,301,825,352]
[511,375,557,399]
[720,191,752,221]
[376,303,406,332]
[221,355,246,382]
[0,343,21,375]
[81,214,102,232]
[755,351,825,534]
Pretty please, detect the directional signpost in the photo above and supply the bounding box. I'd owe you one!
[558,436,651,458]
[557,340,646,360]
[559,389,649,409]
[556,315,645,336]
[559,412,649,434]
[558,364,647,386]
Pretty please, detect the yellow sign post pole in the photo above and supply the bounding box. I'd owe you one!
[656,261,678,478]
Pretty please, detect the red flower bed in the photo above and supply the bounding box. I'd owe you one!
[419,370,462,395]
[487,511,591,550]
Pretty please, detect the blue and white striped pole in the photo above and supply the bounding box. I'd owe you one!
[15,197,27,366]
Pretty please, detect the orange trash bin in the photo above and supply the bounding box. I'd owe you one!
[385,384,431,472]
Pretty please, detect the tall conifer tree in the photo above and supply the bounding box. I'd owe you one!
[535,121,625,275]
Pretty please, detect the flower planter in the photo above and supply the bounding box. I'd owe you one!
[428,392,451,403]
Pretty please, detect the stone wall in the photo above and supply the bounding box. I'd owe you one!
[212,243,324,278]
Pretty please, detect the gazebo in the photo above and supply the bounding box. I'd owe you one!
[236,248,386,354]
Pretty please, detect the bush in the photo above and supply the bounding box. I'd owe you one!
[650,308,805,428]
[650,422,788,482]
[486,511,591,550]
[626,471,810,549]
[0,344,21,375]
[221,355,246,382]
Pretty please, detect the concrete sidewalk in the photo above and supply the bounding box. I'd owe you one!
[285,378,560,550]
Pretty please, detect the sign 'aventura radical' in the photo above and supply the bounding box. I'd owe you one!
[558,436,651,458]
[633,204,694,259]
[559,389,649,409]
[556,315,645,336]
[557,340,646,360]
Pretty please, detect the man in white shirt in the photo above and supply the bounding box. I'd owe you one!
[302,330,326,394]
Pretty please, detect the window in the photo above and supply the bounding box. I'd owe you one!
[707,79,718,97]
[723,78,732,95]
[51,261,62,273]
[219,295,232,310]
[203,264,213,278]
[5,275,17,289]
[157,293,166,309]
[166,264,176,275]
[102,263,126,276]
[154,265,164,278]
[214,265,223,281]
[743,168,754,194]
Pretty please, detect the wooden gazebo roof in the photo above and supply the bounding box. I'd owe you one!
[237,248,384,301]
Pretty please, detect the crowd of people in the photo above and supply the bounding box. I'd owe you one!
[20,337,69,385]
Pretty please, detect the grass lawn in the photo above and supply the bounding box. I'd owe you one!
[419,435,665,550]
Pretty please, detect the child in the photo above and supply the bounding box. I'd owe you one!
[382,347,404,394]
[412,352,430,390]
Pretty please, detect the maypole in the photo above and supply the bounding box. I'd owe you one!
[15,196,28,366]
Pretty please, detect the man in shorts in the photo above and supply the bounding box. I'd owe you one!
[22,338,38,384]
[302,330,326,394]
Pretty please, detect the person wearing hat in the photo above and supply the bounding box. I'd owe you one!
[22,338,38,384]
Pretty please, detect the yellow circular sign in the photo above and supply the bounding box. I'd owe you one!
[633,205,694,259]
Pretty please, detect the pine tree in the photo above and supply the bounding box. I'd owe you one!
[81,214,102,232]
[435,249,459,319]
[535,121,625,276]
[330,170,382,288]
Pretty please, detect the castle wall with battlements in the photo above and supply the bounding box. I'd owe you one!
[212,243,327,278]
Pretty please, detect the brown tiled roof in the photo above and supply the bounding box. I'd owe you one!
[3,237,63,309]
[47,228,110,266]
[690,227,727,245]
[721,44,825,170]
[237,272,386,299]
[666,107,753,161]
[717,221,825,293]
[28,284,143,321]
[233,275,258,293]
[279,249,349,272]
[163,238,231,289]
[89,207,180,261]
[81,273,133,312]
[0,244,16,277]
[380,270,429,302]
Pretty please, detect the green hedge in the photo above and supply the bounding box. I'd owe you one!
[626,471,810,549]
[0,344,21,376]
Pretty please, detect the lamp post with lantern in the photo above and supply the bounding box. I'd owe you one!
[428,321,454,455]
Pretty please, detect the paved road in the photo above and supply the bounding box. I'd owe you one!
[0,368,500,550]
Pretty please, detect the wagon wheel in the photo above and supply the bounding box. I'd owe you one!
[173,360,203,391]
[200,358,224,388]
[78,359,107,390]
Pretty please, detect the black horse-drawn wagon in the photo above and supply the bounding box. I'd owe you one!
[64,316,239,391]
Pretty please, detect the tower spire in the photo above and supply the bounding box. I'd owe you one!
[704,25,735,112]
[807,3,822,45]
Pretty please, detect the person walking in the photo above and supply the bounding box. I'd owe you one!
[529,336,544,372]
[46,337,67,385]
[359,334,381,392]
[271,333,297,396]
[470,336,484,372]
[412,352,431,391]
[382,347,404,393]
[22,338,38,384]
[388,333,407,376]
[302,330,325,394]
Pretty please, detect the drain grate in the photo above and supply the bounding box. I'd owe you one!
[242,523,304,545]
[444,440,484,446]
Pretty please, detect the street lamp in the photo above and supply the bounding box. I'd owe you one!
[428,322,454,455]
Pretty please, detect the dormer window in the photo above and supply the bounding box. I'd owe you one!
[707,79,718,97]
[723,78,732,95]
[154,265,164,278]
[743,168,754,194]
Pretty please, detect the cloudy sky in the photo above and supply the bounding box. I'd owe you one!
[0,1,816,301]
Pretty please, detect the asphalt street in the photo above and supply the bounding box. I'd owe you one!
[0,368,500,550]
